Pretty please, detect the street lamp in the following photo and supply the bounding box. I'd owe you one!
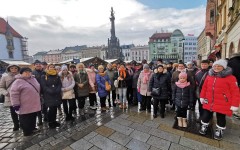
[182,38,185,63]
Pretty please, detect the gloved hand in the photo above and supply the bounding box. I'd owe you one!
[230,106,239,112]
[200,98,208,104]
[13,105,20,111]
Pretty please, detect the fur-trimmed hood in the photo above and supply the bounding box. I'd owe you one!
[208,67,232,78]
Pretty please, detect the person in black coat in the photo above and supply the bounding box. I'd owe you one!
[132,63,143,106]
[32,60,46,125]
[41,64,62,128]
[149,65,171,118]
[228,53,240,119]
[195,60,209,118]
[172,72,193,128]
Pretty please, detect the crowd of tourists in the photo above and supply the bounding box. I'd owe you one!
[0,54,239,141]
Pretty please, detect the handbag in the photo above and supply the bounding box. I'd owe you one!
[114,80,118,88]
[105,81,111,91]
[62,89,75,99]
[151,88,161,96]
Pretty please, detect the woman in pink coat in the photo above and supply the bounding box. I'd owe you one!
[137,64,153,112]
[10,67,41,136]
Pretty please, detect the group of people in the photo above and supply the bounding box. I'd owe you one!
[0,54,239,140]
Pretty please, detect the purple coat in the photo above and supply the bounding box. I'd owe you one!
[10,75,41,115]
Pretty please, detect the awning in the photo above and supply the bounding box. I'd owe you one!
[0,60,31,65]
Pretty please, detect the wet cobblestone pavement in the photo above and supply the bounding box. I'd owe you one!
[0,102,240,150]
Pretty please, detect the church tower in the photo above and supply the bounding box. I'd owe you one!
[107,7,123,60]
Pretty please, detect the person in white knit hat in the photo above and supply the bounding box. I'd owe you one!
[199,59,240,140]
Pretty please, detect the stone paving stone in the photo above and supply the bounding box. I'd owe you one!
[95,126,115,137]
[25,144,41,150]
[221,130,240,144]
[71,124,98,141]
[109,131,132,146]
[2,132,13,137]
[127,116,146,124]
[0,137,11,142]
[89,146,101,150]
[89,134,125,150]
[158,124,185,136]
[129,122,152,133]
[130,130,150,142]
[50,135,66,146]
[119,114,129,119]
[149,146,159,150]
[219,140,240,150]
[142,120,160,128]
[169,143,192,150]
[83,131,98,141]
[105,121,134,136]
[149,128,180,144]
[52,138,75,150]
[3,143,18,149]
[39,137,55,147]
[112,117,133,126]
[179,137,222,150]
[147,136,171,150]
[70,139,93,150]
[126,139,150,150]
[184,132,220,148]
[62,146,73,150]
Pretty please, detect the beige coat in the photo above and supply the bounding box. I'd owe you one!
[0,73,17,107]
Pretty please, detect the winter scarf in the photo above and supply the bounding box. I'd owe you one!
[119,68,126,78]
[143,71,151,84]
[177,68,187,72]
[175,81,190,88]
[98,72,106,77]
[45,69,57,80]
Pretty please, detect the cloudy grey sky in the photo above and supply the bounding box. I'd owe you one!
[1,0,206,55]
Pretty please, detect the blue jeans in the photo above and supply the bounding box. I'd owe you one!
[118,88,127,103]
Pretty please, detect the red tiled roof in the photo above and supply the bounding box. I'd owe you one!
[0,17,23,38]
[149,33,172,42]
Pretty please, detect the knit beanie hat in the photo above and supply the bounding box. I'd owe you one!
[179,72,187,79]
[61,65,68,71]
[143,64,149,69]
[186,61,193,65]
[98,65,104,70]
[212,59,227,69]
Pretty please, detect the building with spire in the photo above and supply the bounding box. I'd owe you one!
[107,7,123,60]
[0,18,29,61]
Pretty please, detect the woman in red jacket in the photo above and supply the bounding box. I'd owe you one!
[199,59,240,140]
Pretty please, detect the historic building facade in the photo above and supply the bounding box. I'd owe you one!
[149,29,184,63]
[61,45,86,61]
[33,51,47,62]
[121,44,135,61]
[130,46,149,61]
[0,18,29,61]
[184,35,198,63]
[197,29,212,61]
[107,7,123,60]
[226,0,240,57]
[43,49,62,63]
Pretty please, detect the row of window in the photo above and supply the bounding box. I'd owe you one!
[184,47,197,50]
[153,54,179,59]
[184,52,197,55]
[184,42,197,45]
[132,57,148,61]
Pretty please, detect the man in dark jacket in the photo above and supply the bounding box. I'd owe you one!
[32,60,46,125]
[132,63,142,105]
[228,53,240,119]
[126,63,134,106]
[195,60,209,118]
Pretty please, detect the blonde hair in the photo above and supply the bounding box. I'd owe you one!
[76,63,85,72]
[172,63,179,69]
[98,65,104,70]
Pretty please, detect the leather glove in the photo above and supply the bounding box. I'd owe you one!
[200,98,208,104]
[230,106,238,112]
[13,105,20,111]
